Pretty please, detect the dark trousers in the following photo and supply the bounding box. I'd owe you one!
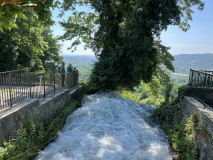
[61,74,65,87]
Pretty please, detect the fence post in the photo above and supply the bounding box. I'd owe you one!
[29,74,32,98]
[197,72,200,85]
[73,72,75,86]
[71,72,74,87]
[8,73,12,107]
[67,72,70,87]
[207,76,210,87]
[43,73,45,98]
[189,69,191,85]
[204,74,207,86]
[191,70,194,84]
[54,71,56,93]
[0,74,3,109]
[76,70,79,85]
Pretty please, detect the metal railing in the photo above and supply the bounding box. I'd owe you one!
[199,70,213,75]
[189,69,213,87]
[187,68,213,109]
[0,69,78,113]
[0,70,29,111]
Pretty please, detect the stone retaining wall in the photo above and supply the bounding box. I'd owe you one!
[183,96,213,160]
[0,86,80,145]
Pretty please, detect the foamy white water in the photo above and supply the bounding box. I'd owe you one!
[36,91,172,160]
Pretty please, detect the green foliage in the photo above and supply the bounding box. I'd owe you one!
[0,83,91,160]
[63,56,185,108]
[0,0,59,31]
[0,29,17,71]
[170,74,189,84]
[141,95,165,107]
[60,0,204,90]
[122,90,142,103]
[121,73,181,106]
[151,87,201,159]
[38,28,63,72]
[87,0,179,90]
[63,55,95,81]
[0,84,93,160]
[0,11,62,72]
[0,101,78,160]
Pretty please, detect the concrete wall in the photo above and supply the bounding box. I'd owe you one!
[184,85,213,108]
[0,86,80,145]
[183,96,213,160]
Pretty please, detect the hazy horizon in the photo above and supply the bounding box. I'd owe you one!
[61,53,213,56]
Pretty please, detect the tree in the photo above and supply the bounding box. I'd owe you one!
[39,28,63,72]
[59,0,204,90]
[0,29,17,71]
[0,0,62,31]
[0,11,62,72]
[14,11,48,71]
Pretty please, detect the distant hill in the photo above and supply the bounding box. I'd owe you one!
[63,55,97,80]
[63,55,96,66]
[62,54,213,75]
[173,53,213,69]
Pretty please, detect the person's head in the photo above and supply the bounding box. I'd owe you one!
[69,64,71,67]
[62,61,65,65]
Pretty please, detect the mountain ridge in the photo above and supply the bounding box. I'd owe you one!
[62,53,213,74]
[173,53,213,70]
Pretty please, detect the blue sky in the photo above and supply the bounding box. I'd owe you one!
[161,0,213,55]
[51,0,213,56]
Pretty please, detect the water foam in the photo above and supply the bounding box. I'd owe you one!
[35,91,172,160]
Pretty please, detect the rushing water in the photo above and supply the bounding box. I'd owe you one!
[36,91,172,160]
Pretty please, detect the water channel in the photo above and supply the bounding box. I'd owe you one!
[36,91,172,160]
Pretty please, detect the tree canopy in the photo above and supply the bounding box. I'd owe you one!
[0,0,62,31]
[60,0,204,90]
[0,11,62,72]
[0,0,205,89]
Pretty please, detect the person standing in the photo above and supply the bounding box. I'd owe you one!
[67,64,72,73]
[60,61,65,87]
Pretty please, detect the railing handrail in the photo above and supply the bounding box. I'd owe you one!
[190,69,213,75]
[189,68,213,88]
[188,68,213,109]
[0,69,79,113]
[29,70,78,76]
[201,72,213,76]
[0,69,26,74]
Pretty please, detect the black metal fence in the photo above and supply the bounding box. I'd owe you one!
[187,69,213,109]
[0,70,29,111]
[189,69,213,87]
[0,69,78,112]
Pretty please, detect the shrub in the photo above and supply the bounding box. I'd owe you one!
[151,86,200,160]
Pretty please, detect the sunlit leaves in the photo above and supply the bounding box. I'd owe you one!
[0,11,62,72]
[59,0,205,90]
[59,10,97,52]
[177,0,205,31]
[0,0,56,31]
